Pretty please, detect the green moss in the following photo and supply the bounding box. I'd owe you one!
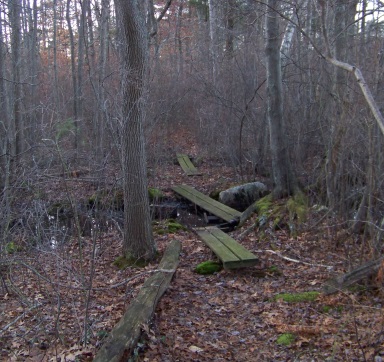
[276,333,295,346]
[275,291,320,303]
[255,194,273,215]
[286,191,308,224]
[195,261,222,275]
[268,265,283,275]
[322,305,332,313]
[152,219,186,234]
[112,255,149,269]
[5,241,21,254]
[209,190,221,201]
[148,187,164,201]
[167,221,186,233]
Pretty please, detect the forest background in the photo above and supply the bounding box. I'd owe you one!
[1,0,384,360]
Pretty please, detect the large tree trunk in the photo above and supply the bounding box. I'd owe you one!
[265,0,298,198]
[115,0,156,261]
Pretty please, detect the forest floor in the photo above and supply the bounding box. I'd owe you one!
[1,131,384,361]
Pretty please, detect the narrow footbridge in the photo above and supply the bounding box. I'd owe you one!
[172,184,241,224]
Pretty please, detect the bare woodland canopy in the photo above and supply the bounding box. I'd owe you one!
[0,0,384,239]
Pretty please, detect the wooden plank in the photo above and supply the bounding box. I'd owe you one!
[176,154,201,176]
[172,184,241,223]
[94,240,181,362]
[195,228,240,266]
[195,226,258,269]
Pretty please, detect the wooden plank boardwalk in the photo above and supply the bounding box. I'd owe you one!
[194,226,259,269]
[172,184,242,223]
[176,154,202,176]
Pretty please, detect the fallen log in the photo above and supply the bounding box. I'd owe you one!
[323,256,384,295]
[94,239,181,362]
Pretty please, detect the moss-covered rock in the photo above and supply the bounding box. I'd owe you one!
[276,333,295,346]
[195,261,222,275]
[254,192,309,236]
[275,291,320,303]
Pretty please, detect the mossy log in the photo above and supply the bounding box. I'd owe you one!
[94,240,181,362]
[323,257,384,294]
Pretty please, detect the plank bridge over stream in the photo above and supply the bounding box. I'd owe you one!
[172,183,258,269]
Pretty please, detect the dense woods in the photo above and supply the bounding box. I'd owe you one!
[1,0,384,360]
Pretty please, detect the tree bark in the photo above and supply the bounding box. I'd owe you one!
[265,0,298,198]
[94,240,181,362]
[10,0,23,160]
[115,0,156,261]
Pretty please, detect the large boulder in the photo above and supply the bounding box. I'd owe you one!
[219,182,268,211]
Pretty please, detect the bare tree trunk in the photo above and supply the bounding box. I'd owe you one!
[0,8,9,189]
[66,0,78,124]
[76,0,86,154]
[10,0,23,160]
[53,0,59,109]
[265,0,298,198]
[114,0,156,261]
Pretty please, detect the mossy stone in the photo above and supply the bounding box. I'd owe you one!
[195,261,222,275]
[276,333,295,346]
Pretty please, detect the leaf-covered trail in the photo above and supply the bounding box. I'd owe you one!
[0,138,383,361]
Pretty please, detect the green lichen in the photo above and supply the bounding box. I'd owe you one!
[276,333,295,346]
[195,261,222,275]
[275,291,320,303]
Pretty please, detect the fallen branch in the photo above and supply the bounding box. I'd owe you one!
[254,249,334,269]
[94,239,181,362]
[323,257,384,295]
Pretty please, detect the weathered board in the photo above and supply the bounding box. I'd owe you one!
[94,240,181,362]
[176,154,202,176]
[195,226,259,269]
[172,184,242,223]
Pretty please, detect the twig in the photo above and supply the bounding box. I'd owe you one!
[0,304,41,333]
[254,249,334,269]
